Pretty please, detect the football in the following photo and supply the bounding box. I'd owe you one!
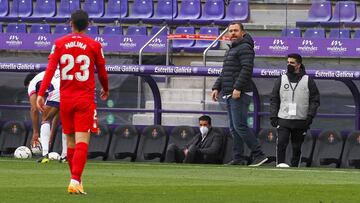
[276,163,290,168]
[48,152,61,160]
[14,146,32,159]
[31,143,42,155]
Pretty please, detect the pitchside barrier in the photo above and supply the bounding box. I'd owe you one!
[0,62,359,133]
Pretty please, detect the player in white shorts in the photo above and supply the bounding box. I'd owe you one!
[24,69,67,163]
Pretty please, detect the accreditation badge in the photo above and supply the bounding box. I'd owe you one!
[288,103,297,116]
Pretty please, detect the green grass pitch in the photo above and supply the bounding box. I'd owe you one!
[0,158,359,203]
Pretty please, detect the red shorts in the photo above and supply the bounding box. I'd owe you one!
[60,99,98,135]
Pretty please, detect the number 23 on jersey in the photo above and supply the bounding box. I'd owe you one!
[61,54,90,82]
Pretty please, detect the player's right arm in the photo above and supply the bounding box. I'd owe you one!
[37,43,61,111]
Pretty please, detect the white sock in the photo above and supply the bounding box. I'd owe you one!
[61,133,67,158]
[40,122,50,156]
[70,179,80,185]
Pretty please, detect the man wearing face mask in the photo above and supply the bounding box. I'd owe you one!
[164,115,224,164]
[270,53,320,167]
[212,21,268,166]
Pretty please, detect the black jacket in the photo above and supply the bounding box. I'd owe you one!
[186,128,224,162]
[270,65,320,129]
[212,33,255,95]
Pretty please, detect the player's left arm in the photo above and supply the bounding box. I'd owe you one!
[94,43,109,100]
[29,94,40,146]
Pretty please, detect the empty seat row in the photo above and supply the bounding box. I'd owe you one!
[1,24,221,52]
[257,129,360,168]
[0,23,168,35]
[282,27,360,39]
[172,26,220,52]
[0,121,209,162]
[0,0,249,26]
[1,121,360,168]
[297,1,360,28]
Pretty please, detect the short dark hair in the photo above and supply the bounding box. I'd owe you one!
[287,53,302,64]
[229,21,245,31]
[24,73,37,87]
[71,10,89,31]
[199,115,212,126]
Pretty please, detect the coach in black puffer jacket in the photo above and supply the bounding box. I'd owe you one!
[212,30,254,95]
[211,22,267,167]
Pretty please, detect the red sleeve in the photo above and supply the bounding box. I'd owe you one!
[38,44,60,97]
[95,43,108,92]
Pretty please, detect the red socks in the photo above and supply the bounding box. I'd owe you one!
[67,147,75,173]
[71,142,88,182]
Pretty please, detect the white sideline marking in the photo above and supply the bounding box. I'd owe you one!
[1,159,359,174]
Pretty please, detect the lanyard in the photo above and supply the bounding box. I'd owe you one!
[288,76,300,102]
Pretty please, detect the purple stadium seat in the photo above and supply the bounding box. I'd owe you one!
[311,130,343,168]
[86,25,99,34]
[344,5,360,27]
[127,26,147,36]
[172,26,195,52]
[214,0,249,26]
[329,29,350,39]
[30,24,51,33]
[151,26,168,36]
[184,26,219,52]
[0,0,9,18]
[122,0,153,23]
[320,1,356,27]
[83,0,105,19]
[296,1,332,27]
[143,0,178,24]
[103,26,123,35]
[281,28,301,37]
[190,0,225,25]
[47,0,80,23]
[93,0,128,23]
[54,24,71,34]
[0,0,33,22]
[23,0,56,22]
[303,28,325,38]
[6,23,27,33]
[172,0,201,24]
[354,30,360,38]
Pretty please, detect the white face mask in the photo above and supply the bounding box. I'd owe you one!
[200,126,209,136]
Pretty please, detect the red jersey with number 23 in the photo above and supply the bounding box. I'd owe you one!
[38,33,108,102]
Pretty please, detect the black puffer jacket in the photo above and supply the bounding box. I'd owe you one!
[212,33,255,95]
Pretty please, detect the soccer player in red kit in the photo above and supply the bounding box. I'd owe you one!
[37,10,109,195]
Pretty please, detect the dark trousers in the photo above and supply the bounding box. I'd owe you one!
[277,126,306,167]
[165,144,218,164]
[226,95,264,161]
[164,144,185,163]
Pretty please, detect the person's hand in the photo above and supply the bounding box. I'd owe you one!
[305,116,313,129]
[31,132,40,147]
[211,90,219,102]
[270,117,279,128]
[232,89,241,99]
[100,88,109,101]
[36,96,45,112]
[183,148,189,156]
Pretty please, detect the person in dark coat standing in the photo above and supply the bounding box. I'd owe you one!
[211,22,268,166]
[270,53,320,167]
[165,115,224,164]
